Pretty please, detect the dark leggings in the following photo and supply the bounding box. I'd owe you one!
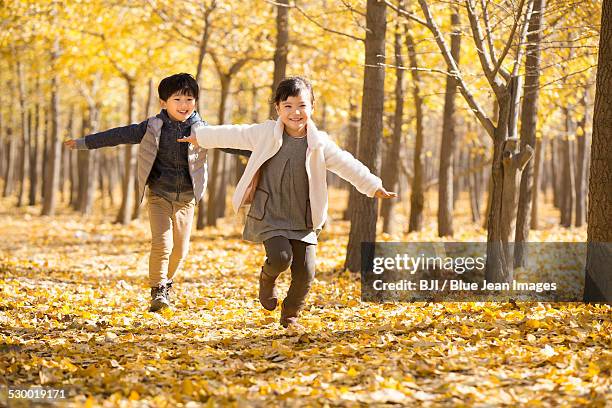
[263,236,316,312]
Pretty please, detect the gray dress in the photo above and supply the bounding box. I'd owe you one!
[243,132,317,244]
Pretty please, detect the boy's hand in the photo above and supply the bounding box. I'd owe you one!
[375,187,397,199]
[64,139,77,149]
[177,133,200,148]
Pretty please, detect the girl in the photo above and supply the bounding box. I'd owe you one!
[179,77,395,327]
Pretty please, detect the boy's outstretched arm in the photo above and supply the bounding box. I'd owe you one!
[64,120,148,150]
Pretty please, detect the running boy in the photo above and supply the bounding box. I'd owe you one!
[65,73,246,312]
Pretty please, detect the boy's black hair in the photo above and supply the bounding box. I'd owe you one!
[158,73,199,101]
[273,76,315,105]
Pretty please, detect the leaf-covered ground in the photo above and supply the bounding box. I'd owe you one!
[0,192,610,407]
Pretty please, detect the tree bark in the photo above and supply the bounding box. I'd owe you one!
[40,107,49,201]
[549,136,560,208]
[207,73,232,227]
[381,14,405,234]
[468,144,482,223]
[345,0,386,272]
[16,59,30,207]
[3,71,16,198]
[41,34,62,216]
[0,67,4,189]
[530,138,543,229]
[115,77,137,224]
[77,103,100,215]
[29,76,41,206]
[584,0,612,303]
[486,80,533,282]
[217,153,228,218]
[437,8,462,237]
[343,99,360,221]
[194,4,215,230]
[560,107,576,227]
[575,87,591,227]
[269,0,289,120]
[406,29,425,233]
[2,126,15,198]
[514,0,545,267]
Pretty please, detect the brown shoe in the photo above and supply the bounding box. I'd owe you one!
[259,267,278,311]
[280,300,300,328]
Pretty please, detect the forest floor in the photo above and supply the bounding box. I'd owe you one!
[0,190,610,407]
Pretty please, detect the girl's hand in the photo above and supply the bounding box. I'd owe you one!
[63,139,77,149]
[375,187,397,199]
[177,133,200,148]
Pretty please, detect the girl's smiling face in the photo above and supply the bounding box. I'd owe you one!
[275,89,314,137]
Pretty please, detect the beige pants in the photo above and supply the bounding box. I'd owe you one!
[147,191,196,287]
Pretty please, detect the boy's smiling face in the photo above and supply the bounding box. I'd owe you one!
[160,92,197,122]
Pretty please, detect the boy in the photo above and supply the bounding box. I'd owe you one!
[65,73,247,312]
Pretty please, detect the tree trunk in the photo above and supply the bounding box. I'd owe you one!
[485,80,533,283]
[551,136,561,209]
[468,145,482,223]
[437,8,462,236]
[115,78,137,224]
[0,67,4,189]
[217,153,228,218]
[3,72,16,198]
[343,99,359,221]
[16,60,30,207]
[2,126,15,198]
[584,0,612,303]
[530,138,543,229]
[345,0,386,272]
[207,72,233,226]
[132,81,154,220]
[29,77,41,206]
[575,87,591,227]
[60,106,75,204]
[380,16,405,234]
[406,29,425,233]
[269,0,289,120]
[77,103,100,215]
[40,108,49,201]
[560,107,576,227]
[514,0,545,267]
[41,35,62,216]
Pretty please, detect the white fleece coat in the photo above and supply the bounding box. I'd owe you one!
[192,118,382,230]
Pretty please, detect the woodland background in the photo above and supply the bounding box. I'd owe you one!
[0,0,610,406]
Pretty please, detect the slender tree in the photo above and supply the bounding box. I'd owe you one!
[437,7,462,237]
[514,0,546,267]
[574,87,591,227]
[380,5,405,234]
[413,0,535,282]
[345,0,386,272]
[583,0,612,303]
[41,27,61,216]
[406,27,425,233]
[269,0,289,120]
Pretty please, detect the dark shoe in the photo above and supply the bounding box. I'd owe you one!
[279,300,299,328]
[259,268,278,311]
[149,281,172,312]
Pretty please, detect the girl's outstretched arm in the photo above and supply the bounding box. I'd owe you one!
[324,138,396,198]
[178,122,271,151]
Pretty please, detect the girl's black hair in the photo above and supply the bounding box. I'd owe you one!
[158,73,199,101]
[273,76,315,105]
